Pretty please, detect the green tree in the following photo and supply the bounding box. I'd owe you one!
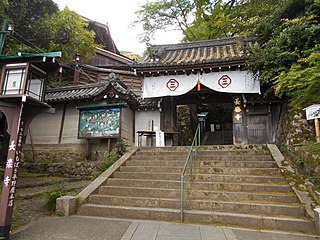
[274,46,320,107]
[187,0,243,40]
[1,1,96,64]
[136,0,320,107]
[0,0,8,16]
[136,0,244,42]
[1,0,58,54]
[121,51,142,62]
[48,8,96,63]
[246,0,320,102]
[135,0,195,42]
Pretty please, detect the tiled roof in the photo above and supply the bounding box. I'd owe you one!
[81,64,135,76]
[137,98,162,110]
[108,73,135,96]
[133,37,256,69]
[46,73,137,103]
[46,83,109,103]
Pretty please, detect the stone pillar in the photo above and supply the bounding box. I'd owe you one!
[56,196,77,216]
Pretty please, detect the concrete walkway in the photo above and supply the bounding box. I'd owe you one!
[11,215,320,240]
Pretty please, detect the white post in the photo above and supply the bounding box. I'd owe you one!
[315,118,320,143]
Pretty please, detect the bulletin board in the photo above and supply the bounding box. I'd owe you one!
[78,108,121,138]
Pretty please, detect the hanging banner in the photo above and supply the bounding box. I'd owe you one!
[142,71,260,98]
[143,74,198,98]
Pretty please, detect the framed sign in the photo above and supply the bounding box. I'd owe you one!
[78,108,121,138]
[304,104,320,120]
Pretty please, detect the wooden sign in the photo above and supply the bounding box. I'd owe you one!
[304,104,320,120]
[78,108,121,138]
[304,104,320,143]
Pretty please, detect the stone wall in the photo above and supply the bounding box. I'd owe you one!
[22,144,109,179]
[290,146,320,185]
[277,102,319,189]
[277,103,315,151]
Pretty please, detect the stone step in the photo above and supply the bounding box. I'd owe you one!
[78,204,314,234]
[198,149,270,156]
[98,186,298,204]
[88,195,305,217]
[197,160,276,168]
[183,210,315,234]
[77,145,315,234]
[106,178,291,193]
[138,148,269,155]
[78,204,180,222]
[119,166,282,175]
[113,171,286,183]
[130,155,273,161]
[126,159,277,168]
[197,155,273,161]
[113,171,181,180]
[193,173,286,183]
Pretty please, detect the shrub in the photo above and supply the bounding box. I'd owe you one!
[45,187,66,213]
[90,139,128,180]
[302,141,320,154]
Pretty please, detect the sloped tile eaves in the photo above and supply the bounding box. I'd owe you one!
[46,85,107,103]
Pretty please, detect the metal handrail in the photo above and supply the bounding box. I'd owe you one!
[180,123,201,222]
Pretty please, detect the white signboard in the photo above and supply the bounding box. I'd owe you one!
[155,130,165,147]
[304,104,320,120]
[143,71,260,98]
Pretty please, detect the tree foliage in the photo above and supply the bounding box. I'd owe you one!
[0,0,8,16]
[274,46,320,107]
[137,0,320,107]
[246,1,320,106]
[1,0,96,63]
[121,51,142,62]
[135,0,195,42]
[4,0,58,34]
[48,8,96,63]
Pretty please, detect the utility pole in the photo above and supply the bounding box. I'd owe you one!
[0,19,9,54]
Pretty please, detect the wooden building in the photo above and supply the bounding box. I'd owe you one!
[132,36,282,145]
[26,73,138,155]
[59,17,143,97]
[19,17,144,161]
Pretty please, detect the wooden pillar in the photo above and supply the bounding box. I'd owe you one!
[315,118,320,143]
[58,104,67,144]
[161,97,177,132]
[73,67,79,85]
[232,95,245,144]
[86,139,91,160]
[0,104,24,239]
[0,101,53,239]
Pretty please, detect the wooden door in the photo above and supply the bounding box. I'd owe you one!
[247,114,269,144]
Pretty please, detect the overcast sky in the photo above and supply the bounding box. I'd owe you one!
[52,0,183,55]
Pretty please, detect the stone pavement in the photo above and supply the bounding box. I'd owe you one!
[11,215,320,240]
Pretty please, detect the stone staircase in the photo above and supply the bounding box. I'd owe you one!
[78,145,316,234]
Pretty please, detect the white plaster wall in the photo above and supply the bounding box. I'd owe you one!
[121,107,134,145]
[26,105,63,144]
[61,104,86,144]
[135,110,161,147]
[26,103,136,146]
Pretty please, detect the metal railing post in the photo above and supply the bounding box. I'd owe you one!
[180,123,201,223]
[198,125,201,146]
[180,175,184,222]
